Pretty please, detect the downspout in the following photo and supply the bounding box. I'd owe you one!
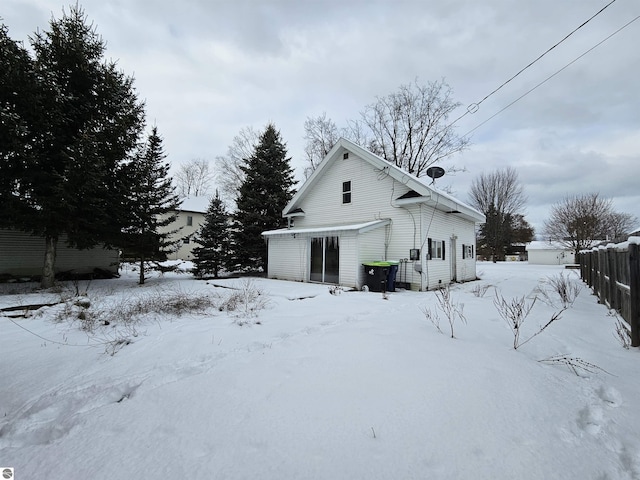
[420,204,425,291]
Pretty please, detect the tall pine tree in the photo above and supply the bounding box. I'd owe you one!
[122,126,181,285]
[0,6,145,287]
[192,190,230,278]
[0,23,40,229]
[233,124,295,272]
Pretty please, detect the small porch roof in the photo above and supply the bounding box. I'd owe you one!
[262,219,390,237]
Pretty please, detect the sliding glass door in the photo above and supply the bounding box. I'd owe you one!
[310,236,339,284]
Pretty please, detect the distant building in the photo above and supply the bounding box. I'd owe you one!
[0,229,119,279]
[164,196,210,260]
[526,241,574,265]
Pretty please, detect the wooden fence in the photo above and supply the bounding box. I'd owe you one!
[578,240,640,347]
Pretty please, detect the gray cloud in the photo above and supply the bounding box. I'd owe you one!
[3,0,639,235]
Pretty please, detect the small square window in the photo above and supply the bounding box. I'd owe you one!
[342,181,351,204]
[187,215,193,226]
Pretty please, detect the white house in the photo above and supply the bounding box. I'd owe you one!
[262,138,485,291]
[526,241,575,265]
[163,196,210,260]
[0,229,119,279]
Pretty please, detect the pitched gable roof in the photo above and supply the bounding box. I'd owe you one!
[177,196,210,214]
[284,138,485,223]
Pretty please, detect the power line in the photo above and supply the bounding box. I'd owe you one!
[475,0,617,108]
[448,0,619,127]
[463,14,640,138]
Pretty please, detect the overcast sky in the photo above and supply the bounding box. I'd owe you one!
[3,0,639,236]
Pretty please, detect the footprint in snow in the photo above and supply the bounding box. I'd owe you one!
[578,404,604,436]
[597,386,622,408]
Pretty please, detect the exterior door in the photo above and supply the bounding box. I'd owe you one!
[450,236,457,282]
[310,236,339,283]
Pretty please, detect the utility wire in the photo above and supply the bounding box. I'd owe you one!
[463,14,640,137]
[448,0,619,127]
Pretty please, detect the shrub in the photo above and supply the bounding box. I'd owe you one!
[421,285,466,338]
[494,292,564,350]
[612,313,632,349]
[536,272,582,308]
[471,284,491,298]
[218,279,269,324]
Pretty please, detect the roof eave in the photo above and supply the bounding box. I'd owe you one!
[395,195,485,223]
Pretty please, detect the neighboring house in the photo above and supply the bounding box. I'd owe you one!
[526,241,575,265]
[262,138,485,291]
[163,196,210,260]
[0,229,119,279]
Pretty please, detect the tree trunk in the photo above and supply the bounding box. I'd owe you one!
[41,235,58,288]
[139,255,145,285]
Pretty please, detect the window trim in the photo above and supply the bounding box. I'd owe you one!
[342,181,352,204]
[428,238,446,260]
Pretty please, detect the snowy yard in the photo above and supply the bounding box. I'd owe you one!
[1,262,639,479]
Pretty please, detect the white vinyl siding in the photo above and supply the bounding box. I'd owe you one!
[266,234,308,282]
[160,210,206,260]
[0,229,119,277]
[527,248,573,265]
[420,208,477,290]
[355,227,386,288]
[338,233,358,287]
[294,151,413,228]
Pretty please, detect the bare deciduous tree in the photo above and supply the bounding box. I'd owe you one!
[303,113,339,178]
[469,167,528,261]
[469,167,526,216]
[543,193,613,261]
[605,211,637,242]
[215,126,259,209]
[174,157,215,198]
[345,78,469,177]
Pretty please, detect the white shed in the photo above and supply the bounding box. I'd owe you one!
[525,241,574,265]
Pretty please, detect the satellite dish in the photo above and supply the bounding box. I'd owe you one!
[426,166,445,184]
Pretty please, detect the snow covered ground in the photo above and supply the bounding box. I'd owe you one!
[1,262,639,479]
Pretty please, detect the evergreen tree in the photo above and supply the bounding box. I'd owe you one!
[477,209,534,261]
[1,7,145,287]
[192,190,230,278]
[0,23,40,228]
[122,127,181,285]
[233,124,295,271]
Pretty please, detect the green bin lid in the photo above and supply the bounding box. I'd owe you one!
[363,261,391,267]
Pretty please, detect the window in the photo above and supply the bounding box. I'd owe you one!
[183,236,190,244]
[342,181,351,204]
[187,215,193,226]
[462,244,474,259]
[428,238,445,260]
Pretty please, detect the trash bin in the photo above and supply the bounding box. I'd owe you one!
[362,261,390,292]
[386,261,399,292]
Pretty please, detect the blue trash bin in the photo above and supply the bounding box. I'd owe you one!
[386,261,399,292]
